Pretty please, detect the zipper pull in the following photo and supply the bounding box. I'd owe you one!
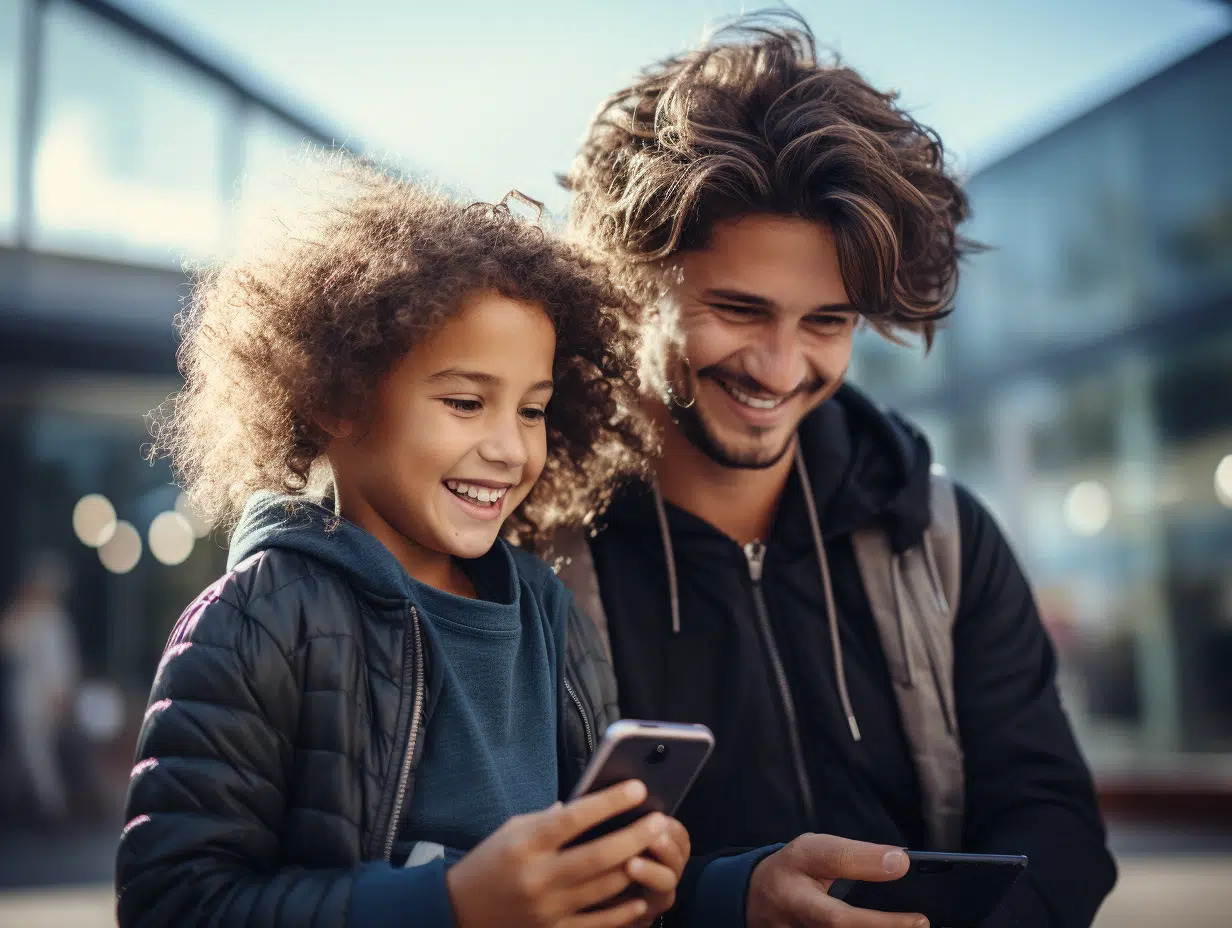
[743,541,766,583]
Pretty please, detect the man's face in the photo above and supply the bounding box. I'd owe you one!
[663,214,857,469]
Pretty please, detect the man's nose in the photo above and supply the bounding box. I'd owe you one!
[743,321,809,395]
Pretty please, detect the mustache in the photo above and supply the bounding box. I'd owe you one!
[698,365,826,400]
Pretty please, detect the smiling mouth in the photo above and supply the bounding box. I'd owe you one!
[709,375,792,411]
[444,480,510,508]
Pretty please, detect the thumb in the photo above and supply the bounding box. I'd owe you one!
[787,834,909,885]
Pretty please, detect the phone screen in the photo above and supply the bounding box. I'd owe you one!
[829,851,1027,928]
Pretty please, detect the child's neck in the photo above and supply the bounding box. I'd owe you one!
[334,493,478,599]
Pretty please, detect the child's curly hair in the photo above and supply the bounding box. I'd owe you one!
[150,153,652,550]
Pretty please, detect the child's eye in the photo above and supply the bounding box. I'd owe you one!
[442,398,482,413]
[520,407,546,423]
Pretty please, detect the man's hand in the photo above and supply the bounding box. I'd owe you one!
[747,834,927,928]
[624,816,690,926]
[447,780,666,928]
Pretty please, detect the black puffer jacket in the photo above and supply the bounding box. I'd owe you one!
[116,498,617,928]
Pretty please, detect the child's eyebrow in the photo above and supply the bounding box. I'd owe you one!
[427,369,553,392]
[427,368,501,387]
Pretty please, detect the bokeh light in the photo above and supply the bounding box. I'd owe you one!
[175,490,213,538]
[1063,481,1111,537]
[1216,455,1232,509]
[99,520,142,574]
[149,511,195,566]
[72,493,117,548]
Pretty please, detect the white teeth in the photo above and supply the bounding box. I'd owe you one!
[445,481,508,507]
[726,383,784,410]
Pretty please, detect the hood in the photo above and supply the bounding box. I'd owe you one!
[798,383,935,552]
[227,493,414,600]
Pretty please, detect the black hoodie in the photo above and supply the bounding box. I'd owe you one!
[587,385,1117,927]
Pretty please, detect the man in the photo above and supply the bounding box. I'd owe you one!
[558,13,1117,927]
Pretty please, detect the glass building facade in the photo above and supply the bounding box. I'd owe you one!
[852,35,1232,775]
[0,0,348,767]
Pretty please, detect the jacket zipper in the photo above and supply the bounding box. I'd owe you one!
[563,676,595,756]
[384,606,426,861]
[744,541,817,827]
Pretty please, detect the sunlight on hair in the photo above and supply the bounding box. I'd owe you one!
[175,491,213,539]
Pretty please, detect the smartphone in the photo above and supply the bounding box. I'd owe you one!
[828,850,1027,928]
[565,719,715,846]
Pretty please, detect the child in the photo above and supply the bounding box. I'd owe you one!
[117,156,687,928]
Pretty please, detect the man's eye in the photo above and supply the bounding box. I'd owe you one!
[442,398,482,413]
[711,303,762,317]
[808,314,853,329]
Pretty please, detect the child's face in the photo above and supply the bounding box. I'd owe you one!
[331,290,555,561]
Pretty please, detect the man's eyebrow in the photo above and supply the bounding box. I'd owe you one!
[702,288,855,313]
[427,369,553,391]
[703,288,776,308]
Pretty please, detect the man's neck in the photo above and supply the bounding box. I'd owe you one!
[652,409,796,546]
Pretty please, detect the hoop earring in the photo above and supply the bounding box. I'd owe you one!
[668,358,695,409]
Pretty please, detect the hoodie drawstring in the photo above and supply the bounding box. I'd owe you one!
[650,481,682,635]
[648,445,864,743]
[794,446,863,743]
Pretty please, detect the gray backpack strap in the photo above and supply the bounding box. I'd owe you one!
[852,472,964,850]
[549,526,612,661]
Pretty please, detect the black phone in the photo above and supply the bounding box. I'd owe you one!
[828,850,1027,928]
[565,719,714,846]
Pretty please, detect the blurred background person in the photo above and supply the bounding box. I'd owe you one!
[0,552,80,826]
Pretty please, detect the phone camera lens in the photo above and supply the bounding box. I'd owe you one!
[647,744,669,765]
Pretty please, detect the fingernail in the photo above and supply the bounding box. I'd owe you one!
[626,780,647,800]
[882,849,907,873]
[913,919,929,928]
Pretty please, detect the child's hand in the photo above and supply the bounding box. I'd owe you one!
[623,816,690,926]
[446,780,668,928]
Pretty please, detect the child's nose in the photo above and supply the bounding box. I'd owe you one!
[477,417,530,470]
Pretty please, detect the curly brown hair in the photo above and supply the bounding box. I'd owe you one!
[150,153,651,550]
[562,10,975,346]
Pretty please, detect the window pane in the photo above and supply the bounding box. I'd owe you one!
[1139,47,1232,310]
[0,0,23,243]
[31,0,228,266]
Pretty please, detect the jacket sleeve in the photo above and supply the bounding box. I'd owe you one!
[665,845,784,928]
[115,585,455,928]
[951,485,1117,927]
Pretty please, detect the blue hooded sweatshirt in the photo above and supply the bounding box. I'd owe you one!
[228,493,567,928]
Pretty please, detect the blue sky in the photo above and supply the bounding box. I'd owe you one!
[116,0,1230,212]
